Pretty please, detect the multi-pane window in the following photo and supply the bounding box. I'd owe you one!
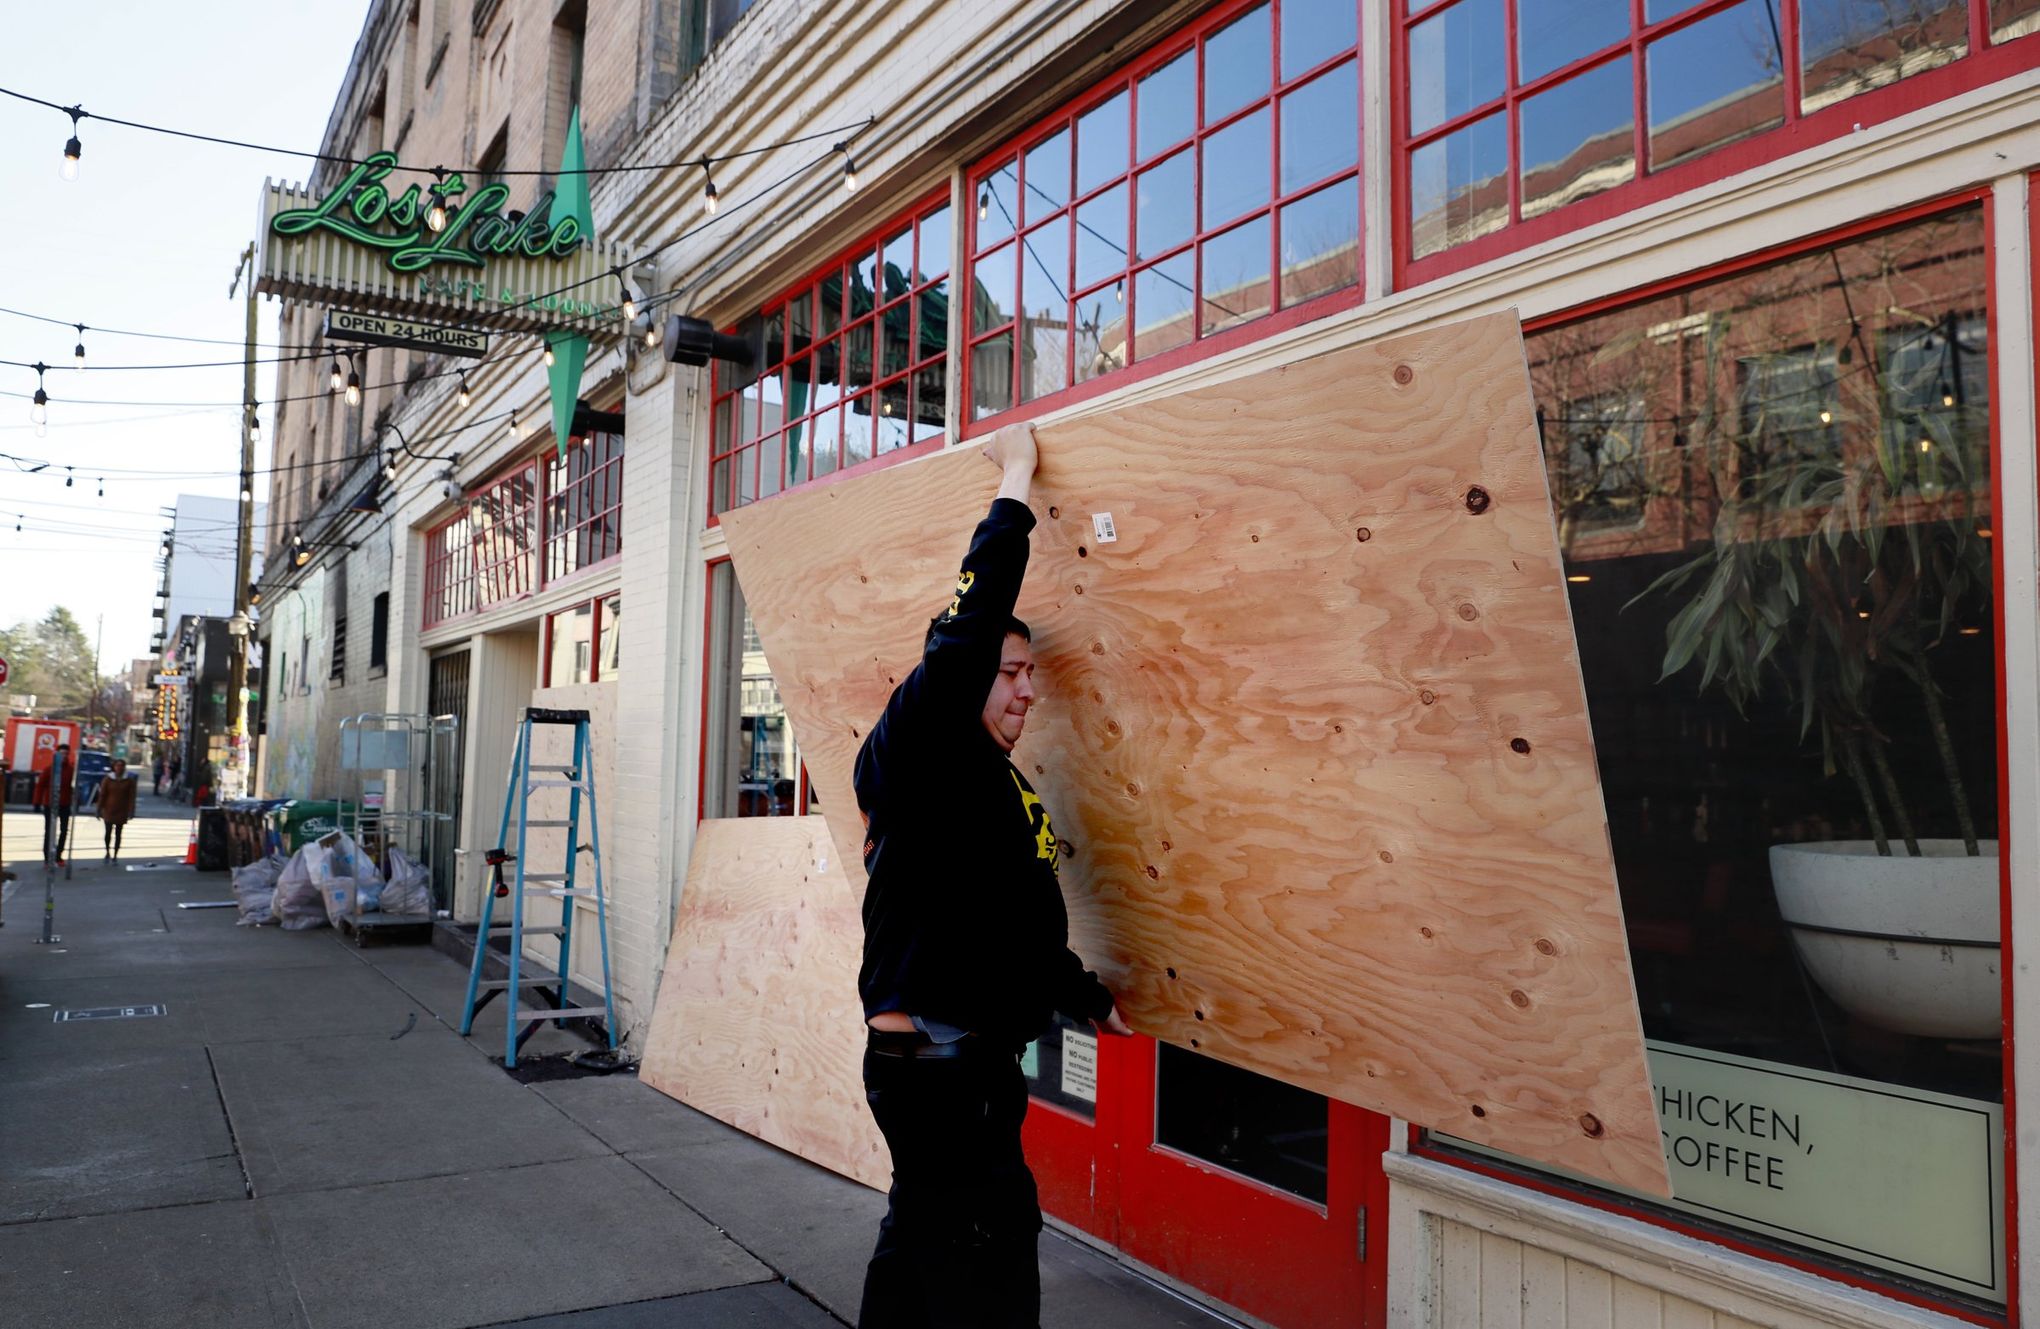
[423,427,624,629]
[967,0,1363,421]
[709,196,952,518]
[544,592,618,687]
[1400,0,2040,267]
[543,430,623,583]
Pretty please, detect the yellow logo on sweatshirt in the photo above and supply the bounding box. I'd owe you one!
[1009,769,1059,873]
[944,569,976,620]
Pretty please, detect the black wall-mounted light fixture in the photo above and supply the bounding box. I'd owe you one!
[662,315,755,370]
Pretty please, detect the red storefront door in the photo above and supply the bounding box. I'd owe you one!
[1023,1022,1390,1327]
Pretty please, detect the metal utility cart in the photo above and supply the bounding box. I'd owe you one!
[336,712,459,940]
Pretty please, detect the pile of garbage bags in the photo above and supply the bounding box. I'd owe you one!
[232,833,434,929]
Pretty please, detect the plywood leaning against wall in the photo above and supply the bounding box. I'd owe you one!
[719,310,1669,1196]
[640,816,889,1190]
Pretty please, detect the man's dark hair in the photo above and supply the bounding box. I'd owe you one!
[927,614,1031,649]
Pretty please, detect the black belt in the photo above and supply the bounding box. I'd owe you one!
[867,1028,978,1059]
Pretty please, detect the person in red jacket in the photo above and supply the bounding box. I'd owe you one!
[32,744,77,867]
[852,422,1130,1328]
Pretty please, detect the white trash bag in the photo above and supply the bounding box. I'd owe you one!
[232,853,286,926]
[378,847,434,917]
[272,846,327,931]
[313,831,386,926]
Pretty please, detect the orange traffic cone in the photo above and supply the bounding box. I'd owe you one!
[183,818,199,866]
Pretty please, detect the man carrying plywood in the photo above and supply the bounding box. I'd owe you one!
[854,421,1133,1328]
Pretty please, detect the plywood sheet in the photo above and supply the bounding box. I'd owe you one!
[718,311,1667,1195]
[639,816,888,1190]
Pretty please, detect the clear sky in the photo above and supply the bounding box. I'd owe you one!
[0,2,367,673]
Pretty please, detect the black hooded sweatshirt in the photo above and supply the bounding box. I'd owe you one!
[853,496,1114,1049]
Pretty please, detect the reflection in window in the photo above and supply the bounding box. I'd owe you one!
[1647,0,1785,170]
[1409,112,1507,258]
[1518,55,1635,219]
[1511,202,2001,1302]
[1407,0,1506,136]
[711,198,951,517]
[1531,203,1997,1098]
[704,563,805,818]
[1799,0,1968,114]
[547,602,593,687]
[968,0,1361,418]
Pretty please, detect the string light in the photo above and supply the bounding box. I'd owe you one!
[978,189,988,222]
[344,353,362,406]
[29,362,49,436]
[425,166,450,234]
[64,466,73,488]
[72,324,86,367]
[383,450,399,482]
[542,342,555,368]
[701,159,719,215]
[615,270,637,322]
[1817,409,1832,424]
[247,404,260,443]
[239,473,252,503]
[328,359,344,393]
[60,105,82,180]
[456,372,471,409]
[507,407,519,438]
[644,319,662,349]
[96,477,103,499]
[837,142,858,192]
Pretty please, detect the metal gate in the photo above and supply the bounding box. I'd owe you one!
[425,648,471,911]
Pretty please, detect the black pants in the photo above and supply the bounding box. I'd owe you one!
[102,820,124,855]
[44,808,71,861]
[859,1040,1041,1328]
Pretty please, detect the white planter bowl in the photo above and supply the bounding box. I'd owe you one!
[1769,839,2001,1040]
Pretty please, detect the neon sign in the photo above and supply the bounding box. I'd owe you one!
[270,152,586,275]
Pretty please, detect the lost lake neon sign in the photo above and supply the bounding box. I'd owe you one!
[270,152,585,275]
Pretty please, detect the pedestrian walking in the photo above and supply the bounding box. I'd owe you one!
[152,755,165,797]
[88,758,138,862]
[32,743,77,868]
[851,422,1130,1328]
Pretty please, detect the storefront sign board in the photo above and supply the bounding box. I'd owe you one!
[1447,1042,2005,1302]
[324,310,488,357]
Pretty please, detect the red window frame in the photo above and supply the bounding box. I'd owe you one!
[1410,187,2015,1327]
[1392,0,2040,288]
[964,0,1368,433]
[421,419,626,630]
[542,429,623,587]
[696,557,812,818]
[541,590,619,687]
[707,192,953,522]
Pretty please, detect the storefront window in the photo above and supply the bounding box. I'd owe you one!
[967,0,1363,421]
[543,429,623,583]
[703,563,806,817]
[1399,0,2040,271]
[709,196,951,518]
[1438,203,2005,1304]
[1156,1044,1328,1203]
[546,602,594,686]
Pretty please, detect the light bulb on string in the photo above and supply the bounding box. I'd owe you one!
[426,167,450,234]
[65,467,73,489]
[543,341,556,368]
[837,143,859,192]
[383,450,399,482]
[97,478,104,499]
[329,359,344,393]
[345,358,362,406]
[60,106,83,181]
[978,189,988,222]
[247,405,261,443]
[457,372,471,409]
[1818,408,1832,425]
[701,159,719,215]
[507,408,519,439]
[73,324,86,367]
[1113,279,1124,305]
[29,362,50,426]
[615,270,637,322]
[644,319,662,348]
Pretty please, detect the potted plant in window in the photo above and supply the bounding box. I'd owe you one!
[1633,357,1997,1040]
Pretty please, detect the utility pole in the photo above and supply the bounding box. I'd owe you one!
[224,242,258,803]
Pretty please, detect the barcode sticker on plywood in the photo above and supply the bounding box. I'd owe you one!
[1091,512,1117,543]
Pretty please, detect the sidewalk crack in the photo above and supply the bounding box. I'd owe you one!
[204,1045,256,1199]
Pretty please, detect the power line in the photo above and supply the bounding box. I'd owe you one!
[0,81,871,180]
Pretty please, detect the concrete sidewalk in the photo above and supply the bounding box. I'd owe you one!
[0,793,1239,1328]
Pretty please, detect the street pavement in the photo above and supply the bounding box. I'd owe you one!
[0,791,1240,1328]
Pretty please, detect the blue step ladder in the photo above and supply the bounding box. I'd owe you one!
[458,707,618,1067]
